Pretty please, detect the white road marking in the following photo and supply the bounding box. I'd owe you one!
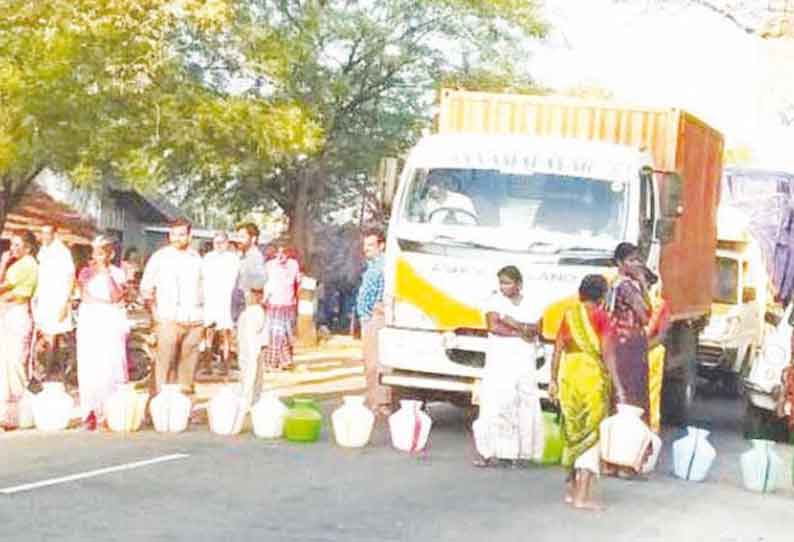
[0,453,189,495]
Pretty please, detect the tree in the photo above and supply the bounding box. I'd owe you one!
[189,0,547,268]
[0,0,320,235]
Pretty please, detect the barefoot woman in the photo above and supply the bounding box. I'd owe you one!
[550,274,613,510]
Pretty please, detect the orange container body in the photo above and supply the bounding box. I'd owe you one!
[437,89,724,321]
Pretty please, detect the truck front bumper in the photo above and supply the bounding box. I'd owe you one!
[378,327,550,400]
[743,378,779,412]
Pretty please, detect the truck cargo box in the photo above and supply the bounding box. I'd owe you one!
[437,89,724,321]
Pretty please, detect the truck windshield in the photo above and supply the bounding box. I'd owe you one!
[713,256,739,305]
[401,168,628,242]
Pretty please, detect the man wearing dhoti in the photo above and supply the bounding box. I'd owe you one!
[201,232,240,377]
[32,224,75,380]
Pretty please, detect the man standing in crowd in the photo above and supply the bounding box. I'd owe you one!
[32,224,75,381]
[263,241,301,370]
[201,232,240,377]
[140,219,204,395]
[232,222,266,323]
[356,227,391,418]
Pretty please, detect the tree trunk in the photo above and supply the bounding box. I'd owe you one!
[289,167,316,274]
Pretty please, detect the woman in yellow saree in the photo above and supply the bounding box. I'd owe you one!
[549,274,613,510]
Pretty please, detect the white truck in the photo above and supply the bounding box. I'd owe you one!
[697,206,769,395]
[377,90,724,424]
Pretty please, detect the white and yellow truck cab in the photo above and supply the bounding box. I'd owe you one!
[697,206,768,393]
[377,90,724,424]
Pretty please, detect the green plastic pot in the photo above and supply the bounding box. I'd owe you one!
[539,411,563,465]
[284,398,323,442]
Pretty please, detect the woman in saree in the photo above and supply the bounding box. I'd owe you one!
[472,265,544,467]
[643,267,670,434]
[76,236,129,430]
[609,243,652,420]
[0,231,38,429]
[549,274,613,510]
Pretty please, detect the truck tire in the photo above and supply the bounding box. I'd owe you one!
[743,398,767,440]
[662,325,697,426]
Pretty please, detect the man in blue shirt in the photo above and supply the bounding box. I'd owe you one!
[356,227,391,417]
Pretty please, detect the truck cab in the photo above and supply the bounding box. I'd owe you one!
[378,133,665,404]
[698,247,765,392]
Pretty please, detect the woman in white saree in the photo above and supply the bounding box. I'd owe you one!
[472,266,544,467]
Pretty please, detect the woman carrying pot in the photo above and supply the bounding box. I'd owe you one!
[549,274,614,510]
[608,242,652,420]
[0,231,38,429]
[472,265,544,467]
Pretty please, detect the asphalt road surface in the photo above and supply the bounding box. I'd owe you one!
[2,393,793,542]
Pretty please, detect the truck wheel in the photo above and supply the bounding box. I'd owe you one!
[662,323,697,426]
[743,399,767,440]
[662,361,696,426]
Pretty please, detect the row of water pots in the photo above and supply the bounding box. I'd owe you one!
[600,404,790,494]
[18,387,792,492]
[15,382,432,451]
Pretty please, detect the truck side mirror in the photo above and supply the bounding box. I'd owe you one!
[377,157,401,211]
[655,218,676,243]
[661,172,684,217]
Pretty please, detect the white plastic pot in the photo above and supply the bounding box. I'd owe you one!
[105,384,148,433]
[741,439,783,493]
[149,384,191,433]
[672,426,716,482]
[32,382,74,432]
[332,395,375,448]
[389,400,432,453]
[251,392,288,439]
[208,386,247,436]
[599,404,653,471]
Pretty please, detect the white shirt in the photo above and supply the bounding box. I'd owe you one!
[140,245,203,323]
[202,250,240,299]
[426,191,478,224]
[33,239,75,333]
[264,258,300,307]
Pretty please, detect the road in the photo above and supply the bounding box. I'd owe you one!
[1,393,792,542]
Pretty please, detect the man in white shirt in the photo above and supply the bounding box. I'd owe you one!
[140,219,204,394]
[33,224,75,380]
[201,232,240,377]
[424,175,478,225]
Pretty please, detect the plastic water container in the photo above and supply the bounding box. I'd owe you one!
[105,384,148,433]
[32,382,74,431]
[539,411,563,465]
[16,390,36,429]
[600,404,653,471]
[149,385,191,433]
[741,439,784,493]
[672,426,716,482]
[332,395,375,448]
[389,400,432,453]
[284,398,323,442]
[208,386,247,436]
[251,392,289,439]
[640,431,663,474]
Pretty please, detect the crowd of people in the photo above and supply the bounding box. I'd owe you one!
[0,219,303,431]
[2,220,670,511]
